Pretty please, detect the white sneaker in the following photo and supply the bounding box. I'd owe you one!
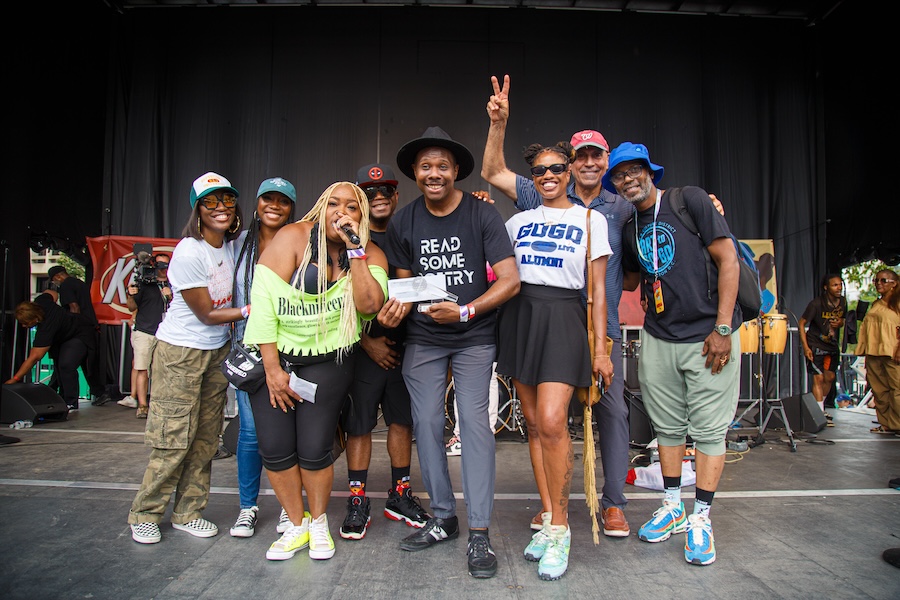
[276,507,292,533]
[446,440,462,456]
[131,522,161,544]
[229,506,258,538]
[117,396,138,408]
[308,514,335,560]
[172,517,218,538]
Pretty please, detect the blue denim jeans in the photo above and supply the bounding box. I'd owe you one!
[235,389,262,508]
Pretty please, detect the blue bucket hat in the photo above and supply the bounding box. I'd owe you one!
[256,177,297,202]
[601,142,665,194]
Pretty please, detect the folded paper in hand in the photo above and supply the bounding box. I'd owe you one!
[388,275,458,303]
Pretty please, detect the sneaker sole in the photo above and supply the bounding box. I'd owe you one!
[468,566,497,579]
[339,518,370,540]
[172,523,218,538]
[308,546,335,560]
[538,569,567,581]
[638,521,686,543]
[131,531,161,544]
[524,550,542,562]
[230,527,255,538]
[384,509,426,528]
[686,552,716,566]
[266,543,309,560]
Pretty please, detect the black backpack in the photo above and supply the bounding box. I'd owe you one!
[624,187,762,323]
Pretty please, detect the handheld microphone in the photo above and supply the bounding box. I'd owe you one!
[341,225,361,246]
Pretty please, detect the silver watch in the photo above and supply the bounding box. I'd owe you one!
[714,323,733,336]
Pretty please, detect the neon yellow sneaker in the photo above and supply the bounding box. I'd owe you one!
[266,512,310,560]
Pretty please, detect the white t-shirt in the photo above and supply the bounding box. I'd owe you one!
[505,204,611,289]
[155,236,235,350]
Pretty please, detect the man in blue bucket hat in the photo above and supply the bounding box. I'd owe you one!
[611,142,741,567]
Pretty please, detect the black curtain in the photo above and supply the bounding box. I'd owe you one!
[4,2,889,386]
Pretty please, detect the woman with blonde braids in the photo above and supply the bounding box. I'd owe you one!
[856,269,900,434]
[243,182,388,562]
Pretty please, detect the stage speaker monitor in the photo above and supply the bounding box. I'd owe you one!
[625,389,655,446]
[769,392,827,433]
[1,383,69,424]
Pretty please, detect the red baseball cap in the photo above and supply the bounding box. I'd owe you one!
[569,130,609,153]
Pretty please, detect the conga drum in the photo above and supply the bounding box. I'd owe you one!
[762,314,788,354]
[739,320,760,354]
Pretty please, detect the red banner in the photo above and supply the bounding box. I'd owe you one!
[87,235,179,324]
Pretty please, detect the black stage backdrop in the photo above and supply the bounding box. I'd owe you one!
[1,2,891,385]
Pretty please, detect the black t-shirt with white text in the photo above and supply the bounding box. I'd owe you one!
[801,294,847,354]
[386,192,514,348]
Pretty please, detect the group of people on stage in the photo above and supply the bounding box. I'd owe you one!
[11,73,897,582]
[117,72,745,581]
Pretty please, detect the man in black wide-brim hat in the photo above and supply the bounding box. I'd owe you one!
[379,126,520,579]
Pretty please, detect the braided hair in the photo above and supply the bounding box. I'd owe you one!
[523,141,574,167]
[295,182,372,361]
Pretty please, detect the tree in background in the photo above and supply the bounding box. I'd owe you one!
[57,252,86,281]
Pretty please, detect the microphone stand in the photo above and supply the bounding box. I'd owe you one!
[0,242,21,444]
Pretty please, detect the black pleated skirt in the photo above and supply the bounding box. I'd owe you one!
[496,283,591,388]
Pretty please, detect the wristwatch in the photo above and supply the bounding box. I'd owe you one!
[713,323,733,336]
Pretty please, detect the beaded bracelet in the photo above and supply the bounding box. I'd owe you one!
[346,247,367,260]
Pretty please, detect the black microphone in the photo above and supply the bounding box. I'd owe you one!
[341,225,361,246]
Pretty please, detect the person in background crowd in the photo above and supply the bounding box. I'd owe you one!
[128,171,247,545]
[6,289,97,413]
[383,126,520,579]
[121,254,172,418]
[339,164,430,541]
[228,177,296,538]
[243,182,387,562]
[48,265,110,406]
[855,269,900,434]
[616,142,741,567]
[798,273,847,420]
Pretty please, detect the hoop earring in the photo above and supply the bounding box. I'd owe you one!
[228,215,241,234]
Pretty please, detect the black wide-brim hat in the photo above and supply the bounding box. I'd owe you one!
[396,126,475,182]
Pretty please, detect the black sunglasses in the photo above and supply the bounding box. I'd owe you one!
[875,278,897,284]
[155,263,169,269]
[530,163,567,177]
[363,185,396,200]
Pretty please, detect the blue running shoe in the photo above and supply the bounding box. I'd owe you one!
[684,514,716,565]
[638,501,686,543]
[524,527,552,562]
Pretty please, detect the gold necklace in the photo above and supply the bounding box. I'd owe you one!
[541,205,571,225]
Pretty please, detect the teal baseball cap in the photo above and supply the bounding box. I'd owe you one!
[256,177,296,202]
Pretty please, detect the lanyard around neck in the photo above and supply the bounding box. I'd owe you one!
[635,189,663,279]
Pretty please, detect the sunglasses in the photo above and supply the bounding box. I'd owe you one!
[363,185,396,200]
[875,278,897,284]
[155,263,169,269]
[530,163,567,177]
[199,192,237,210]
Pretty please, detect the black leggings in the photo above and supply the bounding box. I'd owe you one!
[249,352,356,471]
[52,338,89,406]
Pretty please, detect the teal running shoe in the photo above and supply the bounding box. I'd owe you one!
[684,514,716,565]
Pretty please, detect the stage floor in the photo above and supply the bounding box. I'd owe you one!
[0,397,898,600]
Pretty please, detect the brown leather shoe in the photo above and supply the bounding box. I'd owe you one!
[531,510,550,531]
[601,506,630,537]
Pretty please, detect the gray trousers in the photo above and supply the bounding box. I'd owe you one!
[596,346,629,510]
[402,343,495,528]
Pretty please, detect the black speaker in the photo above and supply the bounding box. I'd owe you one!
[1,383,69,424]
[626,389,655,445]
[768,392,827,433]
